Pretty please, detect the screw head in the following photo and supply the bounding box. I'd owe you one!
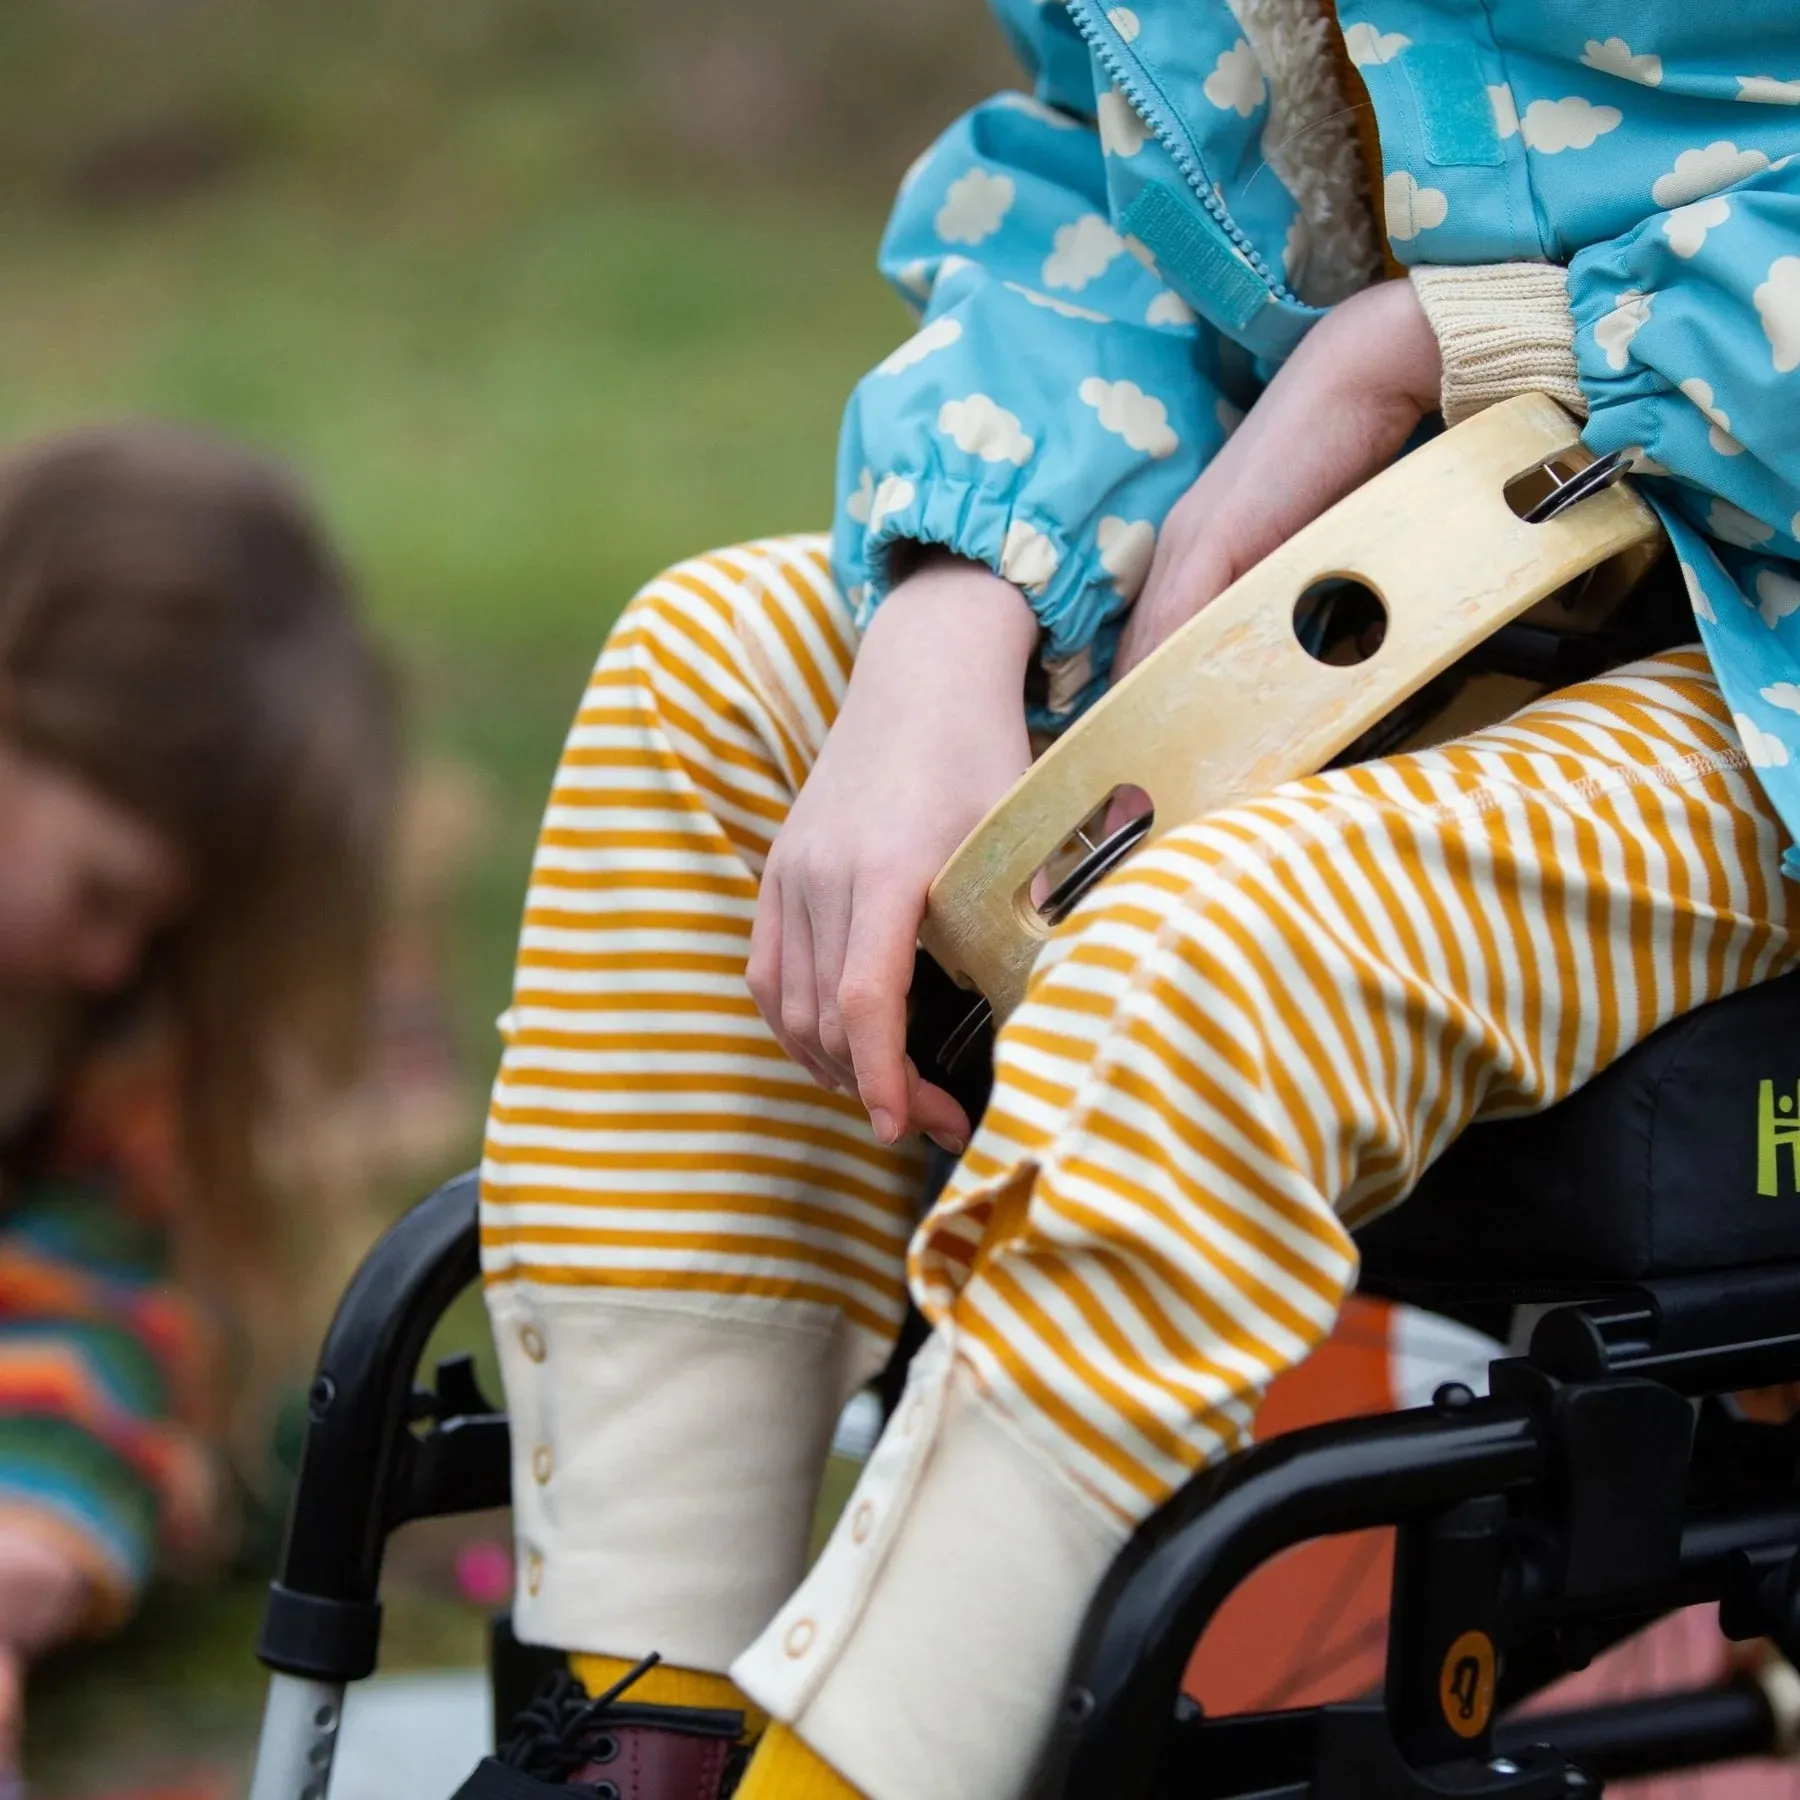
[307,1374,337,1420]
[1434,1381,1477,1414]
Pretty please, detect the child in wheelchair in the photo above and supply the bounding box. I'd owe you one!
[0,426,394,1769]
[467,5,1800,1798]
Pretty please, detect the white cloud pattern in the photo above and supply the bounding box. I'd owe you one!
[1490,85,1520,139]
[1384,170,1449,239]
[993,94,1080,130]
[1735,713,1790,769]
[1712,499,1776,549]
[1043,215,1127,290]
[1123,235,1160,275]
[845,467,874,524]
[1738,76,1800,105]
[866,474,916,535]
[1762,683,1800,715]
[1593,290,1654,369]
[1096,517,1157,599]
[1758,569,1800,628]
[1678,561,1715,622]
[1581,38,1662,86]
[1000,520,1060,592]
[1519,95,1623,154]
[1002,282,1110,322]
[1146,288,1196,326]
[876,317,963,376]
[1662,195,1731,259]
[1097,89,1150,158]
[1203,39,1267,117]
[1344,24,1410,66]
[935,169,1015,245]
[937,395,1035,465]
[1677,378,1744,455]
[1652,141,1770,207]
[1079,377,1179,457]
[894,260,933,302]
[1755,256,1800,374]
[1107,6,1141,42]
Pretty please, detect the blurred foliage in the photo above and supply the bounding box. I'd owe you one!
[1,4,1020,1776]
[0,0,1016,1111]
[0,0,1014,210]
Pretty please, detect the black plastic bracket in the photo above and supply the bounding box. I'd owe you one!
[1489,1363,1692,1600]
[255,1170,506,1683]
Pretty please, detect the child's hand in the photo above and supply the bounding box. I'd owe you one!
[1115,278,1443,679]
[748,557,1035,1150]
[0,1525,91,1771]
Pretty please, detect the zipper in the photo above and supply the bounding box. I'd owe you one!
[1061,0,1298,306]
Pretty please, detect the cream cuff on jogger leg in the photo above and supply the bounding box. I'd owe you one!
[490,1283,876,1671]
[734,1338,1128,1800]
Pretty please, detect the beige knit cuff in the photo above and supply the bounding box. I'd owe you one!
[1409,263,1586,426]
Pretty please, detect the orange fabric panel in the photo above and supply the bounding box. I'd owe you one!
[1183,1295,1397,1711]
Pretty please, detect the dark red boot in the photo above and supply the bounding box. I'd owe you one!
[453,1660,749,1800]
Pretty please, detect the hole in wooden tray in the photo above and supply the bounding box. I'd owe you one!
[1293,578,1387,667]
[1504,454,1585,521]
[1026,787,1154,925]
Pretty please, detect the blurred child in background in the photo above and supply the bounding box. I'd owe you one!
[0,425,396,1768]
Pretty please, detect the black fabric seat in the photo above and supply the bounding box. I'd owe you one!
[1357,966,1800,1288]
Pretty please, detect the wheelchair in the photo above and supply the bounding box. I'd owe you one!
[249,398,1800,1797]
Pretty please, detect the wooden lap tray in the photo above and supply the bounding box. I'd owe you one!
[918,394,1666,1024]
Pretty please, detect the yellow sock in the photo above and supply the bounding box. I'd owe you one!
[734,1723,864,1800]
[568,1652,769,1738]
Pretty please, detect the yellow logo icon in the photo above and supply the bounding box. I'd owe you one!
[1438,1629,1496,1739]
[1758,1079,1800,1197]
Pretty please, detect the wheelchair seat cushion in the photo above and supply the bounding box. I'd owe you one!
[1356,966,1800,1288]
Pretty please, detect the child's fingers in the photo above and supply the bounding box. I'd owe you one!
[804,878,861,1090]
[748,869,843,1092]
[778,886,852,1091]
[839,880,925,1145]
[906,1060,972,1155]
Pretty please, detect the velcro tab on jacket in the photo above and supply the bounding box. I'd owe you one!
[1120,184,1268,332]
[1405,45,1503,167]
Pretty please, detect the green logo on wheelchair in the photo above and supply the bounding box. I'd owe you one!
[1758,1079,1800,1196]
[1438,1630,1496,1739]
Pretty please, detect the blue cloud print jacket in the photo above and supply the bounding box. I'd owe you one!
[834,0,1800,862]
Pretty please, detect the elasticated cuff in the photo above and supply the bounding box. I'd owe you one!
[490,1282,882,1670]
[1410,263,1585,425]
[734,1339,1127,1800]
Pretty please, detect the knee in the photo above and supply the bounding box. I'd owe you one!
[1040,805,1323,978]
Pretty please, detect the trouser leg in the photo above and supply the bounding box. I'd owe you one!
[734,651,1799,1800]
[481,537,922,1669]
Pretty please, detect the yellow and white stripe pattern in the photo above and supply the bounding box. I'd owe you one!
[920,650,1794,1519]
[484,536,1796,1535]
[481,536,923,1359]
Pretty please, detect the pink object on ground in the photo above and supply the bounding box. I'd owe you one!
[454,1539,513,1609]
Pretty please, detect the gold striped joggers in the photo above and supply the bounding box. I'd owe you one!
[480,535,1795,1800]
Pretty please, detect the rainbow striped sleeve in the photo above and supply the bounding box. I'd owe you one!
[0,1181,221,1630]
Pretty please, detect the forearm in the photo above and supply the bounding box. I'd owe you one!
[860,552,1038,686]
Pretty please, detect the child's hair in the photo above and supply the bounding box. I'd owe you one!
[0,423,397,1295]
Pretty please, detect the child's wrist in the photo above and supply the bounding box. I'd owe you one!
[870,551,1039,675]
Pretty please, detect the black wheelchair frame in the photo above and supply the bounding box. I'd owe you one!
[247,1160,1800,1800]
